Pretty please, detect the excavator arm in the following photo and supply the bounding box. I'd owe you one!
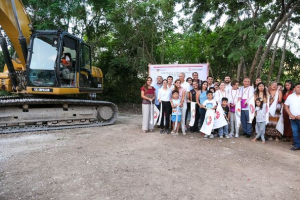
[0,0,31,67]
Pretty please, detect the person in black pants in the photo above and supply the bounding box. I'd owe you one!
[158,79,172,134]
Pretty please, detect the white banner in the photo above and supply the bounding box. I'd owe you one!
[149,64,208,83]
[189,102,196,126]
[266,98,270,124]
[269,89,279,117]
[213,103,228,129]
[200,108,215,135]
[247,95,256,123]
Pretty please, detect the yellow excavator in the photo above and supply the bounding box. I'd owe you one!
[0,0,118,133]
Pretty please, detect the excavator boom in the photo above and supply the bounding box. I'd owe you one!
[0,0,31,67]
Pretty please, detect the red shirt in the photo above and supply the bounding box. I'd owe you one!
[141,86,155,104]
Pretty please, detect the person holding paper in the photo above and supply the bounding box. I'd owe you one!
[196,81,208,130]
[179,73,190,135]
[189,81,200,132]
[202,91,217,138]
[228,80,240,138]
[282,80,294,141]
[219,97,230,139]
[238,78,255,138]
[170,90,182,135]
[140,77,156,133]
[158,79,172,134]
[265,81,282,142]
[252,98,267,144]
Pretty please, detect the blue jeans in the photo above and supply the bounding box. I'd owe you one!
[255,121,266,141]
[219,124,228,136]
[290,120,300,148]
[241,110,252,135]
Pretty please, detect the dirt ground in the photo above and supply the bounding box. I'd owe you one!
[0,107,300,200]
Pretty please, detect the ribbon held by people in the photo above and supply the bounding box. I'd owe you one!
[200,108,215,135]
[235,99,241,128]
[269,88,279,117]
[189,102,196,126]
[276,107,284,135]
[213,103,228,129]
[151,101,159,126]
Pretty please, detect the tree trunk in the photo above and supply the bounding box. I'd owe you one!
[248,0,295,80]
[242,61,247,80]
[249,46,263,80]
[276,18,291,82]
[237,57,244,81]
[255,2,299,78]
[266,26,285,85]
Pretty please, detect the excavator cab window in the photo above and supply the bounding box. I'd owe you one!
[28,34,58,86]
[79,44,91,87]
[60,35,77,87]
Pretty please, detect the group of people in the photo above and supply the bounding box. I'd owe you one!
[140,72,300,151]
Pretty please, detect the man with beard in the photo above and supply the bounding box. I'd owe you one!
[224,75,232,91]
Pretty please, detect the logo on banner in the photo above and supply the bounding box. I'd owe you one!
[206,116,212,125]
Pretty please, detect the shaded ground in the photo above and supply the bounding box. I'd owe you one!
[0,110,300,200]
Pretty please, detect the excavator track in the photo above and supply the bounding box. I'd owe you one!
[0,98,118,134]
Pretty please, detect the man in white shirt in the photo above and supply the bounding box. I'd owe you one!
[224,75,232,91]
[238,78,254,138]
[179,72,190,135]
[285,82,300,151]
[228,80,240,137]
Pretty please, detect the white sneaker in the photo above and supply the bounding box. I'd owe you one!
[229,132,233,138]
[209,134,214,139]
[220,136,223,139]
[225,135,230,139]
[182,131,186,135]
[204,134,209,138]
[235,133,239,138]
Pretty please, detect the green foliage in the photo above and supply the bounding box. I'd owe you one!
[17,0,300,103]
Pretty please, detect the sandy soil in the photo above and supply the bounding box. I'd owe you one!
[0,109,300,200]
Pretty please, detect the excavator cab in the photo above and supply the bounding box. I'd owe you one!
[0,1,118,134]
[26,30,103,95]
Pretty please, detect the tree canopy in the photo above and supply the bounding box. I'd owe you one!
[11,0,300,102]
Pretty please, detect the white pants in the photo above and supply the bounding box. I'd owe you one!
[230,112,238,134]
[181,107,187,131]
[142,104,154,131]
